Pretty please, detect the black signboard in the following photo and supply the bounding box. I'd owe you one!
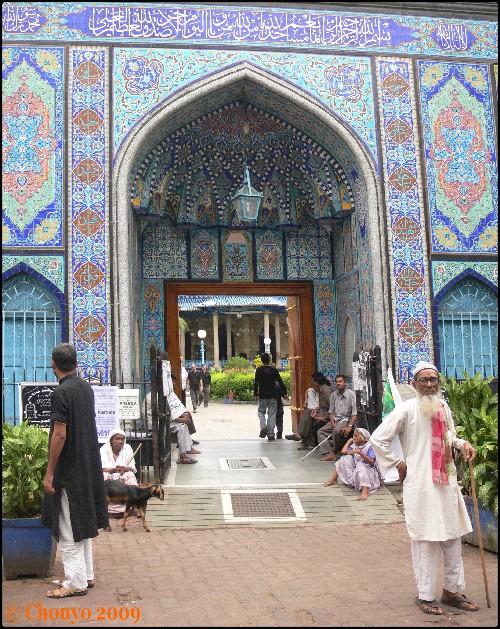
[19,382,58,428]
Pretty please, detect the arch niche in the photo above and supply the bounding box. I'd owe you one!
[112,62,391,381]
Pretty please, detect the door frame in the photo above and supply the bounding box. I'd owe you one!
[164,281,315,411]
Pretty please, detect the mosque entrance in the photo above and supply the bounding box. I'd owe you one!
[164,281,315,430]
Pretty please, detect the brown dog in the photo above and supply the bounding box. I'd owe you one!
[104,480,165,532]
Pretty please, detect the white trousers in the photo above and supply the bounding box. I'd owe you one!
[171,421,193,455]
[411,537,465,601]
[58,488,94,590]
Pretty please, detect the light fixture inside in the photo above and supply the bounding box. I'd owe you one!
[232,166,263,222]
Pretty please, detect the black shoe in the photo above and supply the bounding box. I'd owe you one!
[276,433,282,439]
[285,434,301,441]
[259,427,268,438]
[267,436,275,441]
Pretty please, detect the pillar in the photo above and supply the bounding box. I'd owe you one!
[226,314,232,361]
[275,314,281,368]
[213,309,220,370]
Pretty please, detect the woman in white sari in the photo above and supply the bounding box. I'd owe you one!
[100,428,138,516]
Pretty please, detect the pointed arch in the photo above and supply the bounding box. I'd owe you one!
[112,62,389,380]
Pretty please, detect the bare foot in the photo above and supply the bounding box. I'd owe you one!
[357,487,369,500]
[320,452,337,462]
[323,479,338,486]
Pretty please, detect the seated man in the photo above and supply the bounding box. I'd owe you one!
[145,390,201,464]
[100,428,139,517]
[317,374,357,461]
[285,372,333,449]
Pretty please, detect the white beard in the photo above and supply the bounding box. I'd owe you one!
[416,391,443,419]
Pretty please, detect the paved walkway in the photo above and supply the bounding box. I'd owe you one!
[2,402,498,627]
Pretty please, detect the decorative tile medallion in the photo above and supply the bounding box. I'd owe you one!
[419,61,497,253]
[190,230,219,280]
[2,47,63,246]
[256,230,284,280]
[222,231,253,283]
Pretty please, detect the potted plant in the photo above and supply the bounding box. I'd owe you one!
[441,371,498,553]
[2,421,57,579]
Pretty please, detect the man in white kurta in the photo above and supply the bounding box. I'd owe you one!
[370,361,478,616]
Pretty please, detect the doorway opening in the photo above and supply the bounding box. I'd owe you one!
[165,281,315,431]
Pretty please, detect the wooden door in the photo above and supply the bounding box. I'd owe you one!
[165,282,315,419]
[287,296,303,432]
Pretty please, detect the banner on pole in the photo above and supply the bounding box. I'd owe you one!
[380,368,404,482]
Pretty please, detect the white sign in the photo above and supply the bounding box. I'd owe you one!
[92,385,119,443]
[117,389,140,421]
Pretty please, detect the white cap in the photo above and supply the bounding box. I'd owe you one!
[412,361,438,377]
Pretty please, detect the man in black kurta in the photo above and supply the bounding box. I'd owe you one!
[42,343,109,598]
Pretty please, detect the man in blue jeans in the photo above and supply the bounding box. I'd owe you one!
[253,353,287,441]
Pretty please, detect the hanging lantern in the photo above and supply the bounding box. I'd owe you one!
[232,166,263,221]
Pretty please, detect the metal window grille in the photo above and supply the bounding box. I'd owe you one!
[438,278,498,379]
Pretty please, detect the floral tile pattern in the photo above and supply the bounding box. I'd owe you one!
[419,61,497,253]
[2,47,63,247]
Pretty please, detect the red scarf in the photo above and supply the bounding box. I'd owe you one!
[431,404,452,485]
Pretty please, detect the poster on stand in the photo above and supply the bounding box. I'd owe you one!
[92,385,119,443]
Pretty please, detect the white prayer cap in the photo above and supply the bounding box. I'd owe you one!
[412,361,438,377]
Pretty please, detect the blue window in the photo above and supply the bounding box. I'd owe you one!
[2,273,61,422]
[438,278,498,379]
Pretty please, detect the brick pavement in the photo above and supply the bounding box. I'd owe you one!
[2,519,498,627]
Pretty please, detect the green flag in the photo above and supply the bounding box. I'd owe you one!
[380,368,404,482]
[382,368,403,420]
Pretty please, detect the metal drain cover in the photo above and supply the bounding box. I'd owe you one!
[219,457,275,470]
[227,458,266,469]
[230,492,296,517]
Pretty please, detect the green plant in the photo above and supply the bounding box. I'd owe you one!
[223,356,253,372]
[441,371,498,517]
[210,369,289,401]
[2,421,49,519]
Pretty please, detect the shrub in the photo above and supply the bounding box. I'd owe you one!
[223,356,253,372]
[441,371,498,517]
[209,369,290,401]
[2,421,49,519]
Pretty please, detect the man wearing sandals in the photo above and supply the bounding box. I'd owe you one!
[43,344,109,599]
[371,361,479,616]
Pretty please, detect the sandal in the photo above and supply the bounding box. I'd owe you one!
[53,579,94,589]
[440,594,479,611]
[178,457,198,464]
[47,588,88,599]
[415,596,443,615]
